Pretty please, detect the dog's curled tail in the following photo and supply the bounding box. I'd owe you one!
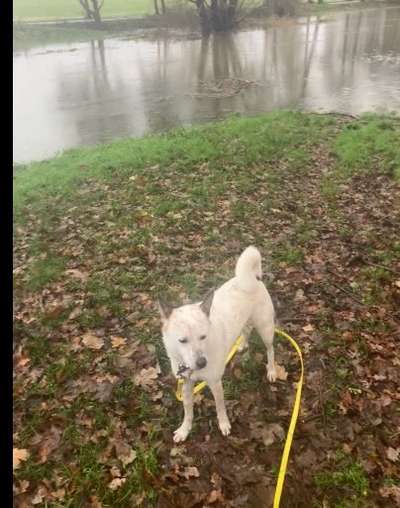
[235,246,262,291]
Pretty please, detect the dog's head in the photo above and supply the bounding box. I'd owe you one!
[157,289,214,378]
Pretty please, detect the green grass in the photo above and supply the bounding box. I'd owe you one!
[13,111,339,217]
[334,115,400,178]
[315,461,369,502]
[25,255,66,291]
[13,0,154,21]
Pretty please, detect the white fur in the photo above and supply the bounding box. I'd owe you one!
[158,246,276,442]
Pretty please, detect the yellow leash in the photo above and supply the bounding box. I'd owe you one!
[175,328,304,508]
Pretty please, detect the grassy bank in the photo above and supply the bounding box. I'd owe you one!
[13,0,154,21]
[13,112,400,507]
[14,1,395,50]
[13,0,391,22]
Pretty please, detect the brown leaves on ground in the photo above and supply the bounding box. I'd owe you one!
[13,448,30,470]
[113,439,137,466]
[82,333,104,350]
[249,421,285,447]
[111,336,127,348]
[387,447,400,463]
[64,268,89,282]
[35,426,62,464]
[133,365,160,390]
[379,485,400,505]
[272,362,288,381]
[108,477,126,490]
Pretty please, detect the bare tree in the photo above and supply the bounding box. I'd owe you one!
[154,0,167,15]
[189,0,241,34]
[79,0,104,24]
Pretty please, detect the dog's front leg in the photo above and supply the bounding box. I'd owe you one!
[173,380,194,443]
[209,381,231,436]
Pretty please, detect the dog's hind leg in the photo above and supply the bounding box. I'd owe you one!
[252,312,277,382]
[209,381,231,436]
[173,380,194,443]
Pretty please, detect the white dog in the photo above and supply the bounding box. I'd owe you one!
[158,246,276,443]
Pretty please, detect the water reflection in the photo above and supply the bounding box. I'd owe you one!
[13,6,400,162]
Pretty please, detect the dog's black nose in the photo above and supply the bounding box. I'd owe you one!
[196,357,207,369]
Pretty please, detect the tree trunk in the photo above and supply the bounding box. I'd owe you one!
[194,0,238,34]
[160,0,166,14]
[79,0,103,24]
[91,0,102,24]
[154,0,160,15]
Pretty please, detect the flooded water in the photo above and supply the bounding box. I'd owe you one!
[13,6,400,163]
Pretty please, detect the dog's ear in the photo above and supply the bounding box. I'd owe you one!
[157,298,173,323]
[200,288,214,317]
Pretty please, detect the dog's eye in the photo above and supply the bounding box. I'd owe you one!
[199,335,206,341]
[179,337,188,344]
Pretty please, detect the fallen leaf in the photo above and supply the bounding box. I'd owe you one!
[37,426,61,463]
[302,323,314,332]
[386,447,400,462]
[93,381,113,402]
[151,390,163,401]
[87,495,103,508]
[120,340,140,358]
[131,492,146,506]
[65,268,88,281]
[110,465,121,478]
[114,440,137,466]
[16,355,30,368]
[108,477,126,490]
[44,305,65,319]
[51,488,65,500]
[181,466,200,479]
[379,485,400,504]
[250,422,284,447]
[13,448,30,470]
[294,289,305,302]
[170,447,184,458]
[68,307,82,320]
[14,479,30,495]
[274,363,288,381]
[207,489,224,503]
[133,366,159,389]
[296,448,318,468]
[211,472,222,488]
[82,333,104,350]
[111,336,127,349]
[31,486,48,505]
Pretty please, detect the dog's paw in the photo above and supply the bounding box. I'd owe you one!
[218,418,231,436]
[267,366,277,383]
[173,424,191,443]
